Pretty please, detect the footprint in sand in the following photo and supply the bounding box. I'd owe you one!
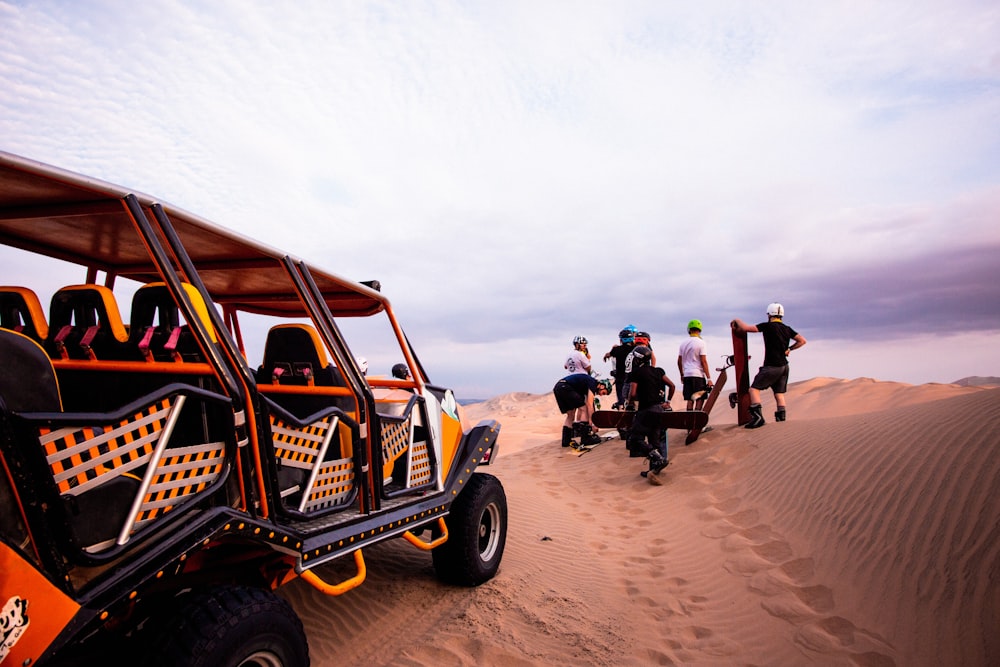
[780,557,815,582]
[750,538,794,563]
[700,522,741,538]
[677,625,741,657]
[645,538,669,557]
[791,584,835,613]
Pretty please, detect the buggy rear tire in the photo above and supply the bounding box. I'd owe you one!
[144,586,309,667]
[432,472,507,586]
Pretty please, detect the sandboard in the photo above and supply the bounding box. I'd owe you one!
[592,409,708,431]
[685,360,729,445]
[731,324,751,425]
[568,433,616,455]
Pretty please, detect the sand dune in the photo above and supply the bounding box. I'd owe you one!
[284,379,1000,666]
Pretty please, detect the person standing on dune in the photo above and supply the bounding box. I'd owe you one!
[603,325,637,408]
[731,303,807,428]
[564,335,593,376]
[677,319,713,411]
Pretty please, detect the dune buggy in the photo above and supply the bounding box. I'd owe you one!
[0,151,506,666]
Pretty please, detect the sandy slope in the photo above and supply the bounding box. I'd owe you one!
[284,379,1000,666]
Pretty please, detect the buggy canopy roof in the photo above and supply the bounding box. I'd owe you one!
[0,151,385,318]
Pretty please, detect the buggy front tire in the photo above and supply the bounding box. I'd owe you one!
[145,586,309,667]
[433,472,507,586]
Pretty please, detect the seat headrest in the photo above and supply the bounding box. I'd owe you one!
[48,285,128,342]
[131,282,217,344]
[0,286,49,341]
[260,324,335,384]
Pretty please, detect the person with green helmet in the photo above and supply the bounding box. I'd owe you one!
[677,319,713,411]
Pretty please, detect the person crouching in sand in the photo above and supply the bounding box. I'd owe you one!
[553,374,612,447]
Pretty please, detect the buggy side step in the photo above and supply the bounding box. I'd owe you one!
[299,549,367,596]
[402,517,449,550]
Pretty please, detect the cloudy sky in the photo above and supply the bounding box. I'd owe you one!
[2,1,999,398]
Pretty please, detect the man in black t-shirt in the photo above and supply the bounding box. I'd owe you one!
[623,345,676,485]
[732,303,807,428]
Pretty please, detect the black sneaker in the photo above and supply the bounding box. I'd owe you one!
[648,451,669,474]
[744,414,765,429]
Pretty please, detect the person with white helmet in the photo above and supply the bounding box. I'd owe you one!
[677,319,713,411]
[731,303,807,428]
[564,335,592,375]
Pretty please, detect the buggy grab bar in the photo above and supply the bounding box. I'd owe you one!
[402,517,448,550]
[299,550,366,596]
[116,395,187,545]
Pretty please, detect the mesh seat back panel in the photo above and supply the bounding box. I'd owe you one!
[40,399,172,495]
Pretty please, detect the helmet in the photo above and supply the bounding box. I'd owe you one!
[573,335,588,346]
[767,303,784,318]
[391,363,410,379]
[627,345,652,371]
[619,324,637,343]
[597,378,612,394]
[634,331,651,345]
[687,319,702,332]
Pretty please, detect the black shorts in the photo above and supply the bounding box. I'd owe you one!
[751,365,790,393]
[553,380,586,414]
[682,377,708,401]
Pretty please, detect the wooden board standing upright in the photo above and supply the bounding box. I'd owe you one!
[731,324,751,425]
[684,358,729,445]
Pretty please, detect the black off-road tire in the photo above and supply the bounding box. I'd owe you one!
[432,472,507,586]
[144,586,309,667]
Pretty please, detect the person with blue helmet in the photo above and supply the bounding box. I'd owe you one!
[603,324,637,408]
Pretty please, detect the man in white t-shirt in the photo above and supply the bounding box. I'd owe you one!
[677,319,712,410]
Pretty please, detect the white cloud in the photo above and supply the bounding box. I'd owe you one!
[2,0,999,396]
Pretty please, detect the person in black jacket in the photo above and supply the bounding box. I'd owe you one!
[603,325,636,408]
[624,345,676,485]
